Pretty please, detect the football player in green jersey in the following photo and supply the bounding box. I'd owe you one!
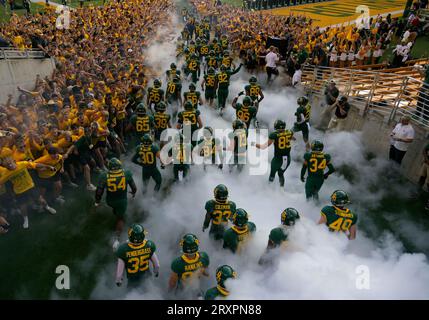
[131,134,164,193]
[202,67,218,108]
[166,63,181,82]
[115,224,159,289]
[95,158,137,250]
[205,265,237,300]
[146,79,165,113]
[221,50,234,70]
[318,190,357,240]
[203,184,237,240]
[127,103,155,144]
[183,82,203,109]
[244,76,264,105]
[259,208,300,265]
[206,50,219,72]
[167,132,193,182]
[169,233,210,298]
[255,119,295,187]
[153,102,171,142]
[177,101,203,146]
[226,119,248,173]
[216,63,243,114]
[301,140,335,201]
[196,126,223,170]
[186,53,201,83]
[232,94,258,129]
[223,208,256,254]
[293,96,311,151]
[165,75,182,121]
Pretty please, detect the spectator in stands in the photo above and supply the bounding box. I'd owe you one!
[389,115,415,165]
[327,96,351,132]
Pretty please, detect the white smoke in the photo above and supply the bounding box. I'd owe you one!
[86,8,429,300]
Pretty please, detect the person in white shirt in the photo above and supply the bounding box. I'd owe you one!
[265,46,280,84]
[389,115,415,165]
[292,64,302,87]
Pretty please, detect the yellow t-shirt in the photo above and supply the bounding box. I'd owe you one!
[34,154,63,178]
[0,161,36,194]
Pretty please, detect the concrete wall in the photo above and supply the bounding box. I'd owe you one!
[0,58,56,104]
[312,96,429,184]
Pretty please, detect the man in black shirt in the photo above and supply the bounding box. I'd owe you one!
[327,96,351,132]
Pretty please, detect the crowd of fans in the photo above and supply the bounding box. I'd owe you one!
[0,0,173,233]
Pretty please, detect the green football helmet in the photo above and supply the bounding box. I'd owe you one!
[242,96,252,107]
[135,103,146,115]
[191,53,198,59]
[184,48,190,54]
[232,119,245,130]
[311,140,324,152]
[107,157,122,171]
[274,119,286,130]
[209,50,215,56]
[297,96,308,106]
[216,265,237,287]
[153,79,161,88]
[269,228,287,245]
[170,63,177,70]
[233,208,248,227]
[249,76,257,84]
[331,190,350,207]
[181,233,199,254]
[155,101,167,112]
[281,208,300,226]
[208,67,215,75]
[128,224,145,244]
[184,101,194,110]
[189,83,196,91]
[141,133,152,146]
[223,50,229,57]
[220,64,227,71]
[214,184,228,202]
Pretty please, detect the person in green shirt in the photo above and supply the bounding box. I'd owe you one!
[226,119,248,173]
[183,82,203,109]
[196,126,223,170]
[232,94,258,129]
[223,208,256,254]
[293,96,311,151]
[169,233,210,298]
[167,132,193,182]
[177,101,203,147]
[255,119,295,188]
[216,63,243,114]
[95,158,137,250]
[318,190,358,240]
[259,208,300,266]
[115,224,159,289]
[131,134,164,193]
[127,103,155,143]
[203,184,237,241]
[153,102,171,142]
[146,79,165,112]
[202,67,218,108]
[301,140,335,201]
[205,265,237,300]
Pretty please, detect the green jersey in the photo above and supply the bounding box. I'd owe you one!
[203,199,237,239]
[166,81,182,101]
[183,91,201,108]
[217,65,242,89]
[228,128,248,155]
[304,151,332,178]
[130,114,154,136]
[199,44,210,57]
[132,143,159,170]
[221,56,233,68]
[234,105,257,129]
[147,87,164,105]
[197,137,221,164]
[171,141,192,165]
[223,222,256,253]
[178,109,201,132]
[153,112,170,133]
[171,252,210,288]
[116,240,156,280]
[295,103,311,123]
[321,205,358,233]
[166,68,181,81]
[187,59,200,72]
[204,74,217,90]
[269,129,294,157]
[207,56,219,69]
[97,169,134,201]
[244,84,262,102]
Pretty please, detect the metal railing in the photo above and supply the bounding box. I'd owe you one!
[0,48,46,59]
[301,64,429,128]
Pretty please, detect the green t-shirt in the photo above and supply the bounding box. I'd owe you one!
[223,222,256,253]
[269,129,294,157]
[116,240,156,280]
[321,205,358,233]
